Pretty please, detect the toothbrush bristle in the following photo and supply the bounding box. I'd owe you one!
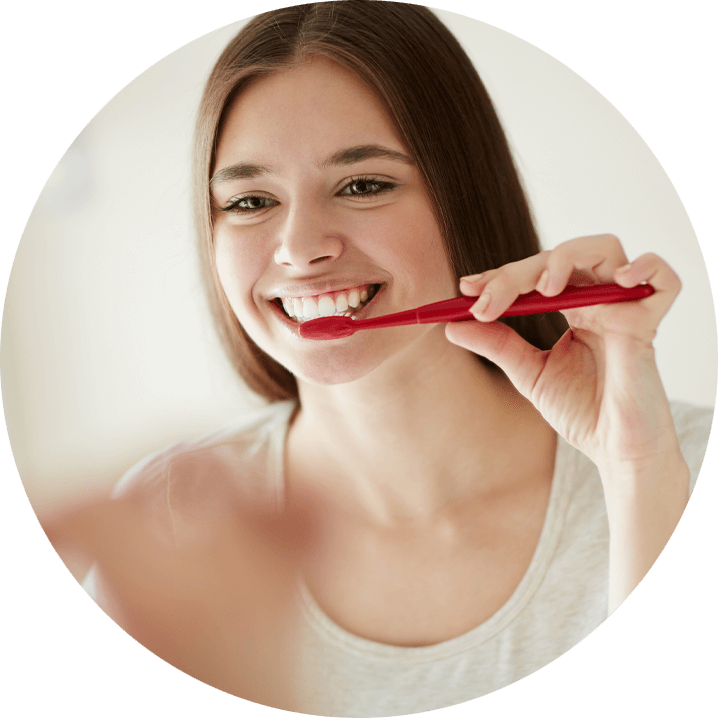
[299,316,356,340]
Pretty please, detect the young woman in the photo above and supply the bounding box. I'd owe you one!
[69,2,710,715]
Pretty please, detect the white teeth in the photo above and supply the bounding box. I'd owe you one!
[281,298,296,317]
[303,296,319,318]
[336,293,349,312]
[278,286,377,322]
[317,295,335,315]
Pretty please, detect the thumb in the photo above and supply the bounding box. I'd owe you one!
[445,320,545,399]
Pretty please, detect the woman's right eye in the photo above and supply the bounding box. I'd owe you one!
[222,195,278,214]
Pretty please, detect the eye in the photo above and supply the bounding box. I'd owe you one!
[338,176,397,198]
[222,195,278,214]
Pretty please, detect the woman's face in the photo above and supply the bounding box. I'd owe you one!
[211,57,456,387]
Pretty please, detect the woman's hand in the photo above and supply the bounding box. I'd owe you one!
[446,234,681,474]
[44,489,319,709]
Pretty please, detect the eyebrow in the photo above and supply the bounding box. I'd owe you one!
[210,144,414,187]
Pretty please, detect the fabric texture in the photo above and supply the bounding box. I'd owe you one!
[84,400,712,717]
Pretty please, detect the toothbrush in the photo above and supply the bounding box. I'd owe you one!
[299,283,655,340]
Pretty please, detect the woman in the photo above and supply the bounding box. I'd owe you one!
[67,1,710,715]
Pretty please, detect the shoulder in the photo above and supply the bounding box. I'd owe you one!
[668,400,714,492]
[112,401,296,545]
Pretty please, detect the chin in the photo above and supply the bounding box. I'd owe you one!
[279,325,446,390]
[282,344,392,388]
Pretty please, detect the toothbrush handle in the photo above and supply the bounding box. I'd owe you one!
[502,282,655,316]
[414,283,655,323]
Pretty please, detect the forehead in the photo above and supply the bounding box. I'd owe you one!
[214,57,407,168]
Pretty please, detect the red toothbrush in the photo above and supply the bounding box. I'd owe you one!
[299,283,655,340]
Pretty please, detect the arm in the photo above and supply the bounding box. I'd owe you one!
[601,451,689,612]
[46,483,315,708]
[445,234,687,610]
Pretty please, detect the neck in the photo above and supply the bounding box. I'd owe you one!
[286,326,555,524]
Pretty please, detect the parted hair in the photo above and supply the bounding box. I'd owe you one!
[194,0,568,402]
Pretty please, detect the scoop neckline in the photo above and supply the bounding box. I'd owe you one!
[273,404,574,663]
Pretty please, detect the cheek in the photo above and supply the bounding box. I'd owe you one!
[214,239,242,304]
[370,201,454,293]
[213,232,267,315]
[407,207,455,291]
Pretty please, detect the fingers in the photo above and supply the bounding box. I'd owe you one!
[459,252,548,318]
[614,252,682,318]
[538,234,629,296]
[459,235,677,325]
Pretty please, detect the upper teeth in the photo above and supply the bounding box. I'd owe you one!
[280,286,373,322]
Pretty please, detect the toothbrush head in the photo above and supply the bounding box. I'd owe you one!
[299,316,357,340]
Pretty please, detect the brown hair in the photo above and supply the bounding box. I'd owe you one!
[194,0,568,402]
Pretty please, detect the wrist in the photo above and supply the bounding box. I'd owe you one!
[599,449,690,514]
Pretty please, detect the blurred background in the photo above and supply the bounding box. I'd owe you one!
[3,9,715,524]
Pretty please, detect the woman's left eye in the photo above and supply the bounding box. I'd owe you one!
[338,177,397,198]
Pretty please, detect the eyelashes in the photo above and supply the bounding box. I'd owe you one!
[220,175,398,215]
[221,195,278,214]
[337,177,398,198]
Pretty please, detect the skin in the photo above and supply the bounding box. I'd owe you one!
[210,57,457,387]
[208,58,560,645]
[45,54,689,690]
[211,55,687,639]
[449,239,688,611]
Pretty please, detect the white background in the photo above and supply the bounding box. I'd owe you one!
[4,0,715,519]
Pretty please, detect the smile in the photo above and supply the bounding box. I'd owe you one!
[274,284,380,323]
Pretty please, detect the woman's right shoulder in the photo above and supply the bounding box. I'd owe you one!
[111,401,296,544]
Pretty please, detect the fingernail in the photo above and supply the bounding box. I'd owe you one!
[472,291,491,316]
[616,263,631,274]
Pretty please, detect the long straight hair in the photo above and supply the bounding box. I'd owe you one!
[194,1,568,402]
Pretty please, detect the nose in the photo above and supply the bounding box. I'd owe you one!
[273,204,343,270]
